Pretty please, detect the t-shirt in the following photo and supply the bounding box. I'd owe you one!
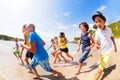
[95,27,114,54]
[29,31,48,61]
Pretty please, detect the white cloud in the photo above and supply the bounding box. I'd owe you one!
[71,24,78,27]
[64,12,70,17]
[97,5,106,11]
[57,25,69,29]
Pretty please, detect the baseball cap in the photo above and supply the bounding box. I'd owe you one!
[92,11,106,22]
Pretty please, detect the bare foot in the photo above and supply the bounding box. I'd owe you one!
[56,73,62,78]
[28,70,33,73]
[32,75,40,79]
[75,72,80,75]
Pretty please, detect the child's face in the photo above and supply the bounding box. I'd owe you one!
[80,25,87,33]
[54,37,58,41]
[94,16,105,30]
[59,34,62,38]
[14,38,18,42]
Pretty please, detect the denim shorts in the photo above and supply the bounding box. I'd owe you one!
[79,50,90,63]
[30,57,53,72]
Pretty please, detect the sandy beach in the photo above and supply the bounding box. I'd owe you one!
[0,39,120,80]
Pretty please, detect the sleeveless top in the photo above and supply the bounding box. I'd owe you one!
[81,32,90,51]
[24,32,30,47]
[59,38,67,49]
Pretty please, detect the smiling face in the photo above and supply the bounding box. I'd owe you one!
[94,16,106,30]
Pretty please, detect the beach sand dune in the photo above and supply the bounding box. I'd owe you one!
[0,39,120,80]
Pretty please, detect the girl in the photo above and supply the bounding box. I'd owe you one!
[76,22,94,75]
[54,32,73,64]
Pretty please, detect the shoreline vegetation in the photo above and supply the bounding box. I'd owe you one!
[0,34,24,41]
[0,20,120,42]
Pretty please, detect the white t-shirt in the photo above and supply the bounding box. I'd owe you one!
[95,27,114,54]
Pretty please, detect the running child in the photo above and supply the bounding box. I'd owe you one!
[54,32,73,64]
[92,11,117,80]
[21,24,62,79]
[13,38,24,64]
[76,22,94,75]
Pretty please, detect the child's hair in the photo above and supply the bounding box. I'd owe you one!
[51,39,54,42]
[79,22,89,31]
[60,32,65,37]
[23,24,26,29]
[28,24,35,31]
[54,36,58,40]
[14,38,18,42]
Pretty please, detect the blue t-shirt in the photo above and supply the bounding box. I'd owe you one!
[29,31,48,61]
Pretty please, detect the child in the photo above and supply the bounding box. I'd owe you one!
[21,24,34,73]
[13,38,24,64]
[54,32,73,64]
[76,22,94,75]
[92,11,117,80]
[21,24,62,79]
[47,37,61,62]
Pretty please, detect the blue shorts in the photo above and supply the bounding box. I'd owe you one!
[79,50,90,63]
[30,57,53,72]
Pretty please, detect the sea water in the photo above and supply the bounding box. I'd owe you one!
[0,41,78,54]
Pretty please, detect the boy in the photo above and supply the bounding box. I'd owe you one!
[92,11,117,80]
[21,24,62,79]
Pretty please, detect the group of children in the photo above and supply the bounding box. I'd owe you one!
[13,11,117,80]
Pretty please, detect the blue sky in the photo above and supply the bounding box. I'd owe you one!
[0,0,120,41]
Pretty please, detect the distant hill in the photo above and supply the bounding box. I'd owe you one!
[108,20,120,38]
[74,20,120,41]
[0,34,24,41]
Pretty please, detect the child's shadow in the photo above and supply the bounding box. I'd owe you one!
[100,64,116,80]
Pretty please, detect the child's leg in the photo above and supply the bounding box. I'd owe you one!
[54,51,64,63]
[25,51,33,73]
[94,53,110,80]
[30,58,40,79]
[94,68,103,80]
[75,62,83,75]
[18,55,24,64]
[59,52,66,63]
[32,68,40,79]
[25,57,32,72]
[51,51,56,58]
[39,59,62,77]
[79,51,90,63]
[57,56,61,62]
[65,52,73,61]
[13,52,18,60]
